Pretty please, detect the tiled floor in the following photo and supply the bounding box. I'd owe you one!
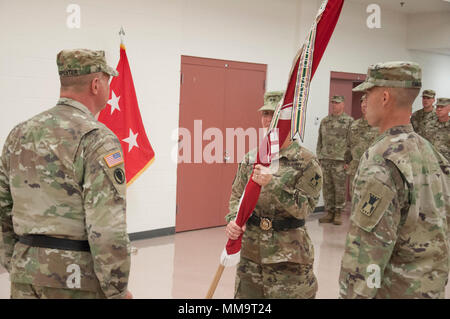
[1,204,449,299]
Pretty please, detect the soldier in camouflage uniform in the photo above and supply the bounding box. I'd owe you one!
[344,95,378,195]
[317,96,353,225]
[410,89,438,141]
[339,61,450,299]
[0,49,132,299]
[225,91,323,299]
[428,98,450,162]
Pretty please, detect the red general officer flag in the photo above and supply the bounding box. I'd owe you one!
[98,43,155,186]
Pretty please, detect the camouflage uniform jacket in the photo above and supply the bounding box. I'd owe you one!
[339,124,450,299]
[428,120,450,162]
[0,98,130,298]
[225,142,323,265]
[410,108,438,141]
[317,113,354,161]
[344,117,379,176]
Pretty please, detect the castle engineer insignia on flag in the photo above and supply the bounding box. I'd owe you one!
[104,151,124,168]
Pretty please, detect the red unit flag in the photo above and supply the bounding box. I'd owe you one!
[98,43,155,185]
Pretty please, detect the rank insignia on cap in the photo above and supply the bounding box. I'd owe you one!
[103,151,124,168]
[360,193,381,217]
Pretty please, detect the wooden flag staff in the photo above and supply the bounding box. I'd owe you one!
[205,264,225,299]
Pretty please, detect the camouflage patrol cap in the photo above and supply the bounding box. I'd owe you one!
[258,91,284,112]
[57,49,118,77]
[331,95,345,103]
[436,97,450,106]
[353,61,422,92]
[422,89,436,98]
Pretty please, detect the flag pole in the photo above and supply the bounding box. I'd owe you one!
[119,26,125,47]
[117,25,138,257]
[205,264,225,299]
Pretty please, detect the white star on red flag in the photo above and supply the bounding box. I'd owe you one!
[122,128,139,152]
[108,90,121,115]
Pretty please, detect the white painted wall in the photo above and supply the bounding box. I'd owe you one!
[407,12,450,52]
[409,50,450,112]
[1,0,449,234]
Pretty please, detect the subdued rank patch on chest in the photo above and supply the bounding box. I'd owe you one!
[114,168,126,184]
[360,192,381,217]
[103,150,124,168]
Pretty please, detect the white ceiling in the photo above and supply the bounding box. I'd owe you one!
[351,0,450,14]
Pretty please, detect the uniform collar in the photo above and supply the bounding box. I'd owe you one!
[279,140,300,159]
[438,119,450,126]
[328,112,349,120]
[380,124,414,139]
[57,98,96,120]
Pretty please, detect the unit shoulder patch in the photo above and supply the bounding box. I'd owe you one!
[114,168,126,184]
[351,177,396,232]
[360,192,381,217]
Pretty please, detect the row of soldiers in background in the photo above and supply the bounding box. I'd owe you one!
[411,90,450,162]
[316,89,449,226]
[316,95,378,225]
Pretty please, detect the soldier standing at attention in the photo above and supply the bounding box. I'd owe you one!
[345,95,378,196]
[428,98,450,162]
[339,62,449,299]
[225,91,323,299]
[410,89,438,140]
[317,96,353,225]
[0,49,132,299]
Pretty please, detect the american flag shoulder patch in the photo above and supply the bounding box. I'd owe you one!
[103,150,124,168]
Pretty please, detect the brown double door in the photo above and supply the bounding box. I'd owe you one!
[176,56,267,232]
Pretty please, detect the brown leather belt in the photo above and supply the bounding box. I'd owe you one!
[247,213,305,231]
[19,235,90,252]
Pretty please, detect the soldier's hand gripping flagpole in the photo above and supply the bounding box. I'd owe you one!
[205,0,345,299]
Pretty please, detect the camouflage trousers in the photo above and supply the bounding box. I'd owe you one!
[320,159,347,212]
[234,257,317,299]
[10,282,106,299]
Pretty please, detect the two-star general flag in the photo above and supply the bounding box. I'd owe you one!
[98,43,155,186]
[220,0,345,267]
